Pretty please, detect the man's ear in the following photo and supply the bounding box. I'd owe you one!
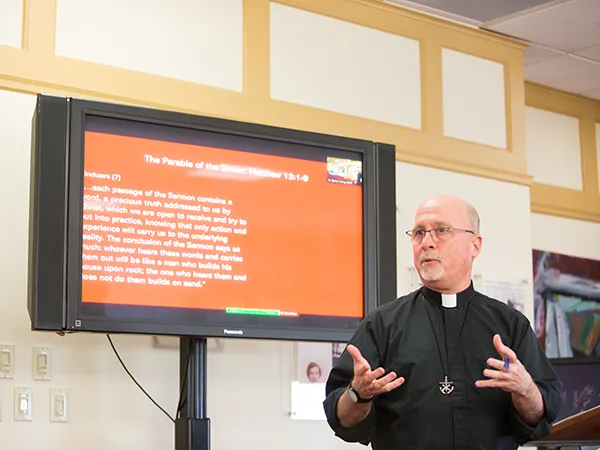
[472,235,482,258]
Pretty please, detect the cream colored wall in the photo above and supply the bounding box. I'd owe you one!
[531,213,600,260]
[526,106,583,191]
[525,84,600,223]
[596,122,600,195]
[0,0,22,48]
[270,3,421,129]
[0,0,597,449]
[441,48,507,149]
[54,0,243,91]
[525,91,600,252]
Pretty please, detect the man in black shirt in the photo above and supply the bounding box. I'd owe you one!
[323,195,562,449]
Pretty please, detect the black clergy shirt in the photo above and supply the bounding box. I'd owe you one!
[323,282,562,450]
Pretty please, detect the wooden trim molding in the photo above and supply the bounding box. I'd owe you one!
[526,83,600,223]
[0,0,533,187]
[22,0,56,57]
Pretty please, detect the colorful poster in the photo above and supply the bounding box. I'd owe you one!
[533,250,600,361]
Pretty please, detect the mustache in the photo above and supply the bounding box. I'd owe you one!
[420,254,441,264]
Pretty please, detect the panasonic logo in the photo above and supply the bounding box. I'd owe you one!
[223,329,243,335]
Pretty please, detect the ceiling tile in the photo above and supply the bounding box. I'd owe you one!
[523,45,564,65]
[575,44,600,62]
[400,0,555,22]
[524,54,600,94]
[581,88,600,101]
[489,0,600,52]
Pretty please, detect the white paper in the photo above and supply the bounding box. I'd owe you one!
[290,381,326,420]
[408,266,423,291]
[483,280,526,313]
[473,273,484,292]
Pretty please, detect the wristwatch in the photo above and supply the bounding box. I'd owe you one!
[347,385,373,403]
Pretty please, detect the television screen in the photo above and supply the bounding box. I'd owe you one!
[28,95,397,342]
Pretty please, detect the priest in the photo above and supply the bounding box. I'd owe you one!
[323,195,562,450]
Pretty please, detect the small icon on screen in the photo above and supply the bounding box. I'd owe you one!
[327,157,362,186]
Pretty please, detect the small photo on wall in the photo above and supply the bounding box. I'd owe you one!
[296,342,332,384]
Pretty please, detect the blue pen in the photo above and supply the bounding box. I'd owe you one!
[504,356,510,370]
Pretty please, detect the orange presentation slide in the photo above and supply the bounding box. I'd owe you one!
[80,130,364,318]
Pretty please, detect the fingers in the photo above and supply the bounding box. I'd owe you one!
[354,362,370,377]
[381,375,405,393]
[347,345,386,381]
[486,357,509,371]
[354,367,392,393]
[482,368,508,380]
[371,371,398,390]
[366,372,405,396]
[475,379,505,389]
[346,344,405,397]
[387,376,406,392]
[503,345,518,363]
[370,367,386,379]
[493,334,518,363]
[346,344,368,366]
[493,334,505,355]
[477,357,517,392]
[347,344,371,376]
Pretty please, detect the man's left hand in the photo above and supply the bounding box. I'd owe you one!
[475,334,535,397]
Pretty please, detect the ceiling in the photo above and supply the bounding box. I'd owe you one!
[385,0,600,101]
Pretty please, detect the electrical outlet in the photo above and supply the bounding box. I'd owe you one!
[50,389,68,423]
[32,347,51,381]
[0,345,15,379]
[14,387,33,421]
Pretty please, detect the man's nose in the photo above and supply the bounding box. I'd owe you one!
[421,231,436,248]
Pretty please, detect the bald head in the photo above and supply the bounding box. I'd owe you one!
[410,195,482,294]
[416,195,480,234]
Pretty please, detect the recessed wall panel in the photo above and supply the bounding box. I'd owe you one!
[442,48,507,149]
[55,0,243,91]
[0,0,23,48]
[270,3,421,129]
[525,107,583,190]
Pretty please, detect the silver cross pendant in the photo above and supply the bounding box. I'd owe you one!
[439,376,454,395]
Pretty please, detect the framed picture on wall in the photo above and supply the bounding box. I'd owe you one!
[533,249,600,363]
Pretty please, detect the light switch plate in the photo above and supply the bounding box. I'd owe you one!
[0,345,15,379]
[32,346,52,381]
[50,389,68,423]
[0,386,3,421]
[14,387,33,421]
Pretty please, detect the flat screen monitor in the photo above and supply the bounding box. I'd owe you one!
[28,95,397,342]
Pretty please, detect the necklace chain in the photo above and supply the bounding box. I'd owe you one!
[422,293,471,395]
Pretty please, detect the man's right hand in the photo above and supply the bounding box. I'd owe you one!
[336,344,405,428]
[347,344,405,400]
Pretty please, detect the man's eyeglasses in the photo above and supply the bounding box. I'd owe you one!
[405,227,475,244]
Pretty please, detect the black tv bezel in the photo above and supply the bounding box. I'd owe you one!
[29,94,397,342]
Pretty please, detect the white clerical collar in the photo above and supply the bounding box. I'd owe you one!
[441,294,457,308]
[421,283,475,308]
